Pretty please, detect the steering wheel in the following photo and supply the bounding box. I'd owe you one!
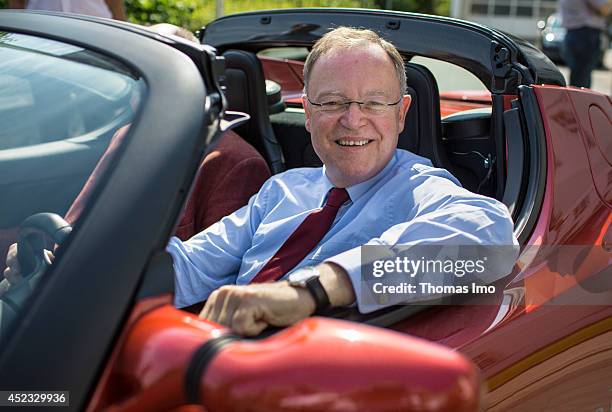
[0,213,72,334]
[16,213,72,276]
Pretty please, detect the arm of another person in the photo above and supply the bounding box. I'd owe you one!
[8,0,27,8]
[104,0,126,20]
[588,0,612,16]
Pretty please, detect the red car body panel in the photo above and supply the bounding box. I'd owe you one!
[384,84,612,410]
[202,317,479,412]
[456,85,611,410]
[2,10,609,412]
[260,56,305,103]
[86,62,611,412]
[90,303,480,412]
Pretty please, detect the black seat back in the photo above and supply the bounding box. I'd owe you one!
[399,63,446,168]
[222,49,285,173]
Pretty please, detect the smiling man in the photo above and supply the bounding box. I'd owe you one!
[166,27,518,336]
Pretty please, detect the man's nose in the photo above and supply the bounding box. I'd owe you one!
[340,102,367,129]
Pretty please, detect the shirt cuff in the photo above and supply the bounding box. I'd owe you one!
[324,246,380,314]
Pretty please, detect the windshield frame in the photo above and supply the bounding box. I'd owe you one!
[0,11,219,410]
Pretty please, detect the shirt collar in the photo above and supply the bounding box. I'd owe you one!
[321,150,398,202]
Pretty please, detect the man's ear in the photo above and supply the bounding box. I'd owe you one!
[302,95,311,133]
[397,94,412,133]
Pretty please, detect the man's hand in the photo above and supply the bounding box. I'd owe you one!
[199,262,356,336]
[1,243,55,295]
[199,281,316,336]
[1,243,22,295]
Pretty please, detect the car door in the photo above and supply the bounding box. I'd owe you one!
[0,11,223,411]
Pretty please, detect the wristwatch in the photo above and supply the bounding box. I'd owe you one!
[287,266,330,312]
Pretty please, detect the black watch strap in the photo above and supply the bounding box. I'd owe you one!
[305,276,330,312]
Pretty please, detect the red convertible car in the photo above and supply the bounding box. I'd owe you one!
[0,8,610,412]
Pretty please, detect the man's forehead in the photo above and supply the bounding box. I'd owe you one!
[316,43,390,66]
[308,45,400,97]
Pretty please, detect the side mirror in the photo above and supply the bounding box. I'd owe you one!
[102,308,482,412]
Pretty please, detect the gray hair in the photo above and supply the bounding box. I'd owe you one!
[149,23,198,44]
[303,26,406,95]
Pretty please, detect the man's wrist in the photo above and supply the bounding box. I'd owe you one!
[283,281,316,315]
[316,262,356,307]
[287,266,330,312]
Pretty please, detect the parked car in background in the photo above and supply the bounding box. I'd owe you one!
[537,12,609,68]
[536,13,566,63]
[0,8,610,412]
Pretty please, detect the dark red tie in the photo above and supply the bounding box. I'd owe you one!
[250,187,350,283]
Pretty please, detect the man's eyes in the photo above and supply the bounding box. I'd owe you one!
[320,100,387,107]
[364,101,386,108]
[320,100,346,107]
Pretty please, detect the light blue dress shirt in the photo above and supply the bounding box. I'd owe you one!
[167,149,518,311]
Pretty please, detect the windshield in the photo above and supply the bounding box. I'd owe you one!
[0,32,145,335]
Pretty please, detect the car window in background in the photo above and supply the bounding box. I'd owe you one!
[0,31,145,335]
[409,55,488,93]
[258,47,310,61]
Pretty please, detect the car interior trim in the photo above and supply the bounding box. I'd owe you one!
[513,86,547,244]
[203,8,566,94]
[136,251,176,299]
[501,107,526,219]
[184,334,241,405]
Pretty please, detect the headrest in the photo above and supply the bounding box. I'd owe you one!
[398,63,445,168]
[265,80,285,114]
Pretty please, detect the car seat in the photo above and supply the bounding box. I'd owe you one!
[64,126,271,240]
[398,62,447,168]
[174,130,270,239]
[401,63,494,196]
[222,49,286,174]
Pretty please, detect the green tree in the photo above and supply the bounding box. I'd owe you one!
[125,0,201,30]
[373,0,449,15]
[2,0,449,28]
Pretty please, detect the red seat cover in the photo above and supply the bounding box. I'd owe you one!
[175,130,271,239]
[65,127,271,240]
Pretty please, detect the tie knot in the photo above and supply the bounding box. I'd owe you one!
[326,187,350,208]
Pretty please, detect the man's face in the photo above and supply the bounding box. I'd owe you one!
[303,44,411,188]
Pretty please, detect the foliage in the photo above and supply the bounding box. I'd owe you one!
[125,0,201,30]
[124,0,450,31]
[0,0,450,31]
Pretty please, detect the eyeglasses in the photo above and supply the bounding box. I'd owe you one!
[306,96,402,115]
